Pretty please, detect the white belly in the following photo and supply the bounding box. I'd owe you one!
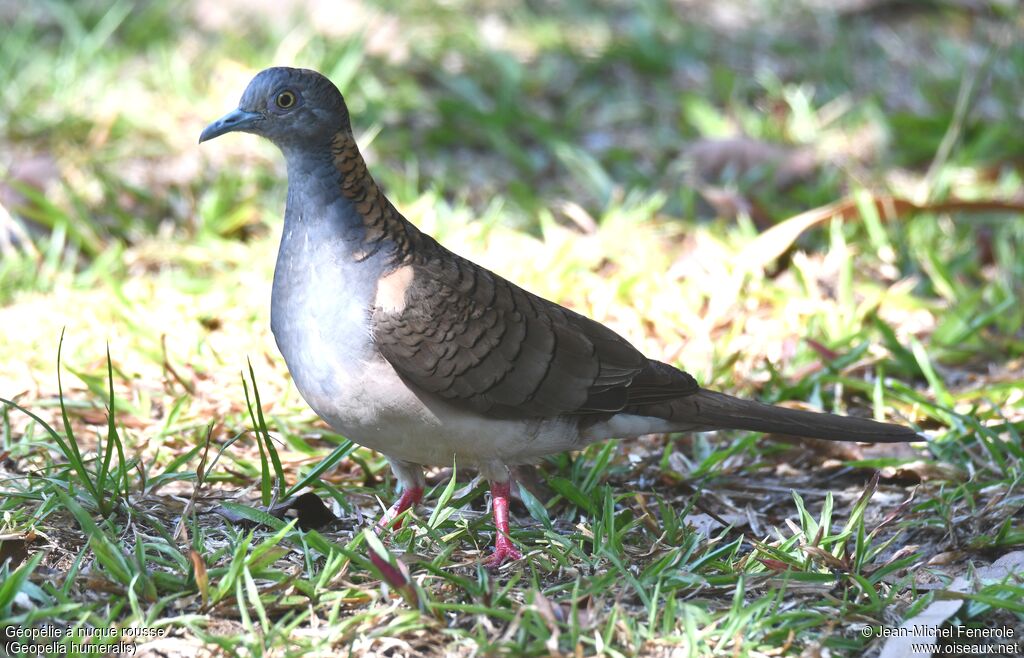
[301,356,582,468]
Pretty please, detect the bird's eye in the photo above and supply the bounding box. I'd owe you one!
[276,91,296,109]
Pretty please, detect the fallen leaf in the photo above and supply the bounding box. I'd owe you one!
[686,513,724,538]
[735,194,1024,274]
[927,551,968,567]
[0,534,30,569]
[879,460,968,483]
[189,549,209,608]
[268,491,338,531]
[802,545,849,571]
[758,558,793,572]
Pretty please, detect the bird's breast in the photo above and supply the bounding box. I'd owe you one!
[267,219,586,468]
[270,222,378,411]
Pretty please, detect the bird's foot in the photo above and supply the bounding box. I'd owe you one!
[484,479,522,568]
[484,534,523,569]
[375,486,423,531]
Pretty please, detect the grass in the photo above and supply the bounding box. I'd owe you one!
[1,0,1023,656]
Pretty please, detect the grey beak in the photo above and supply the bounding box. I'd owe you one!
[199,108,262,144]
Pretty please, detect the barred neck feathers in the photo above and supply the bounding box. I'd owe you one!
[328,130,421,266]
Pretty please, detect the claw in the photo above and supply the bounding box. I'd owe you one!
[484,534,523,569]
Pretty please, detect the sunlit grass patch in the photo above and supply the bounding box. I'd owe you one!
[1,0,1023,656]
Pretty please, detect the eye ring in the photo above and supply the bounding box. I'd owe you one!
[276,90,296,109]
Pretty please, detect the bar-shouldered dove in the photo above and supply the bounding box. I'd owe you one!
[200,68,919,567]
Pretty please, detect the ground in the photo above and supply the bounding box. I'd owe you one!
[1,1,1022,656]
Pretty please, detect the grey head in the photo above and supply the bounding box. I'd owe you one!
[199,67,351,149]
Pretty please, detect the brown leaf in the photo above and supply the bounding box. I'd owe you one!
[736,194,1024,274]
[562,593,598,630]
[695,185,773,228]
[927,550,967,567]
[74,408,149,429]
[532,589,564,624]
[0,534,30,569]
[189,549,209,608]
[802,545,849,571]
[804,338,842,362]
[879,460,968,483]
[758,558,793,572]
[268,492,338,531]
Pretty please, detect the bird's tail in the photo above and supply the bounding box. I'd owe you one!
[670,389,920,443]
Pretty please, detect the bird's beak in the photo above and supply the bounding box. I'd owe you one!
[199,108,262,144]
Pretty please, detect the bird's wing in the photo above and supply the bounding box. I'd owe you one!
[371,237,698,419]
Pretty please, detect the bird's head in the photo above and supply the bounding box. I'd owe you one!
[199,67,350,149]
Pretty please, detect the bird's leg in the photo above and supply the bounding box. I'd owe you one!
[483,479,523,568]
[376,458,425,531]
[376,486,423,530]
[365,460,425,593]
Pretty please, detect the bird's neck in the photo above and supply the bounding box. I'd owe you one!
[283,129,420,266]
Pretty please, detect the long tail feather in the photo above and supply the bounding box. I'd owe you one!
[671,390,920,443]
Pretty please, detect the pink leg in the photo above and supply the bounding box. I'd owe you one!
[376,486,423,531]
[483,480,523,568]
[366,461,423,591]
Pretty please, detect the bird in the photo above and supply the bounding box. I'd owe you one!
[200,67,920,568]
